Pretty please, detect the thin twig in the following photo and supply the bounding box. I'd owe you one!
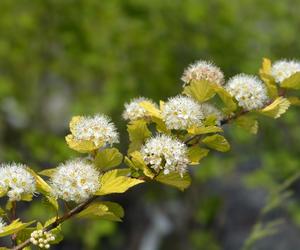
[11,196,97,250]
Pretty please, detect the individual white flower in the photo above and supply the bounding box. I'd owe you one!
[72,114,119,146]
[271,59,300,83]
[225,74,269,111]
[200,103,224,125]
[30,230,55,249]
[141,134,189,177]
[122,97,157,121]
[181,60,225,86]
[0,163,36,201]
[51,158,100,203]
[162,95,203,130]
[0,218,6,233]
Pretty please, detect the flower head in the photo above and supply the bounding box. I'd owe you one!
[162,95,203,130]
[71,114,119,147]
[141,134,189,177]
[225,74,269,111]
[0,163,36,201]
[0,218,6,233]
[200,103,224,125]
[122,97,157,121]
[271,59,300,83]
[51,158,100,203]
[181,60,225,86]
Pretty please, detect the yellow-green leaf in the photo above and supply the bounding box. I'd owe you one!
[129,151,155,178]
[202,134,230,152]
[155,172,191,191]
[235,115,258,134]
[95,148,123,170]
[187,146,209,165]
[259,97,290,119]
[0,220,35,237]
[187,125,223,135]
[281,72,300,89]
[27,169,58,211]
[65,134,99,153]
[96,169,144,196]
[288,96,300,106]
[77,201,124,222]
[259,58,278,98]
[183,80,216,102]
[139,101,169,134]
[39,168,57,177]
[211,84,237,112]
[127,120,151,153]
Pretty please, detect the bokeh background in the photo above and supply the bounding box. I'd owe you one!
[0,0,300,249]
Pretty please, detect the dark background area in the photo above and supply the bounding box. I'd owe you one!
[0,0,300,249]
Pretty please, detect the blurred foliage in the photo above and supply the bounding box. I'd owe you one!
[0,0,300,249]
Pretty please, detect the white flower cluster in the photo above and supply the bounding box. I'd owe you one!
[181,60,225,86]
[72,114,119,146]
[0,163,36,201]
[162,95,203,130]
[141,134,189,177]
[51,158,100,203]
[122,97,156,121]
[30,230,55,249]
[271,59,300,83]
[225,74,269,111]
[0,218,6,233]
[200,103,224,125]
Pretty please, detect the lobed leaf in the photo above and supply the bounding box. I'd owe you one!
[281,72,300,89]
[77,201,124,222]
[127,120,151,153]
[95,169,144,196]
[187,146,210,165]
[0,220,35,237]
[183,80,216,102]
[202,134,230,152]
[259,97,290,119]
[155,172,191,191]
[95,148,123,170]
[235,115,258,134]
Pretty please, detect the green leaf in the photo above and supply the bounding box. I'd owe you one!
[139,101,170,133]
[187,146,209,165]
[259,97,290,119]
[183,80,216,102]
[27,169,58,211]
[77,201,124,222]
[202,134,230,152]
[95,148,123,170]
[288,96,300,106]
[155,172,191,191]
[49,226,64,244]
[127,120,151,153]
[211,84,237,112]
[235,115,258,134]
[187,125,223,135]
[259,58,278,98]
[0,220,35,237]
[281,72,300,89]
[95,169,144,195]
[65,134,99,153]
[39,168,57,177]
[128,151,155,178]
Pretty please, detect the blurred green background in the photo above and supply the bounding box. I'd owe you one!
[0,0,300,249]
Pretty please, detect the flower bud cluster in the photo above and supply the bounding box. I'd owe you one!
[122,97,156,121]
[30,230,55,249]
